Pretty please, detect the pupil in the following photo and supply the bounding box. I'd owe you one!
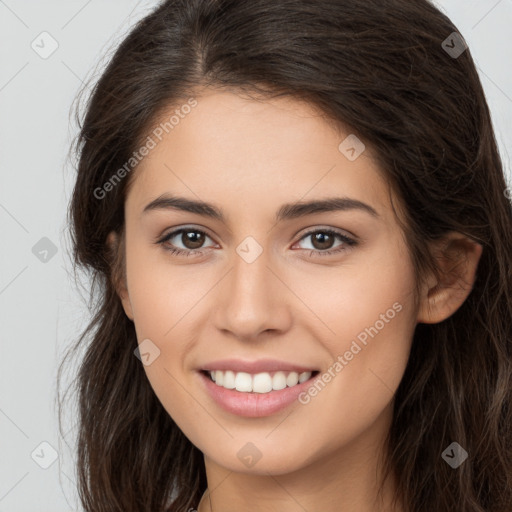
[184,231,204,249]
[313,232,333,250]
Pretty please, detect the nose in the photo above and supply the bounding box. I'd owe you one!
[212,247,292,341]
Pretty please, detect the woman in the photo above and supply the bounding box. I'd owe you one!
[59,0,512,510]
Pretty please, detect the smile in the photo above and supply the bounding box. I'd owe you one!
[204,369,318,394]
[198,369,321,417]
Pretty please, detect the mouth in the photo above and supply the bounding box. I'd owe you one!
[198,368,321,417]
[200,369,321,394]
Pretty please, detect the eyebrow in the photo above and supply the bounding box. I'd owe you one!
[142,193,379,222]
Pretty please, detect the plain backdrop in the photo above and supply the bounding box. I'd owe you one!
[0,1,511,510]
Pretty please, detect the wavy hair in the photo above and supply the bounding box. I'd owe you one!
[58,0,512,510]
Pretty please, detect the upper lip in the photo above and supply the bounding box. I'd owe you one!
[200,358,318,374]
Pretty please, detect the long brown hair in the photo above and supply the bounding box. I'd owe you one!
[58,0,512,510]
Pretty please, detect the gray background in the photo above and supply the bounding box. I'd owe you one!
[1,1,511,510]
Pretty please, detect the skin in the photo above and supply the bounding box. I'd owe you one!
[108,89,482,512]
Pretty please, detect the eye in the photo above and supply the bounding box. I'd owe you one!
[155,226,357,258]
[156,227,215,257]
[293,228,357,257]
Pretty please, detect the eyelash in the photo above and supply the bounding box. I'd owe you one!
[155,227,357,258]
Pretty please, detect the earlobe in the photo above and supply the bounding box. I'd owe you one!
[416,232,483,324]
[106,231,134,321]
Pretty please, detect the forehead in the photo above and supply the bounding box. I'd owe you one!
[126,90,393,223]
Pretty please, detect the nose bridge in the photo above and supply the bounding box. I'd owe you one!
[214,235,290,338]
[232,239,271,301]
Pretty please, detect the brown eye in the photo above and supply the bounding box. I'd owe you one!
[157,228,215,257]
[309,232,336,250]
[295,228,357,257]
[180,230,206,249]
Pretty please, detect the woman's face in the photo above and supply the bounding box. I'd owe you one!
[115,89,420,476]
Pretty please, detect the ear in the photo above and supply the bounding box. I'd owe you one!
[106,231,134,321]
[416,232,483,324]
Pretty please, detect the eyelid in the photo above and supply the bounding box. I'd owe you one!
[295,224,357,241]
[155,225,217,246]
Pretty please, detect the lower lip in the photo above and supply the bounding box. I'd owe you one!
[198,371,319,417]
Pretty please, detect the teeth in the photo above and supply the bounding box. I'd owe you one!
[208,370,313,393]
[235,372,253,392]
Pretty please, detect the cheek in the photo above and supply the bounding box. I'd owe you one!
[124,250,205,434]
[286,239,416,348]
[293,241,417,412]
[124,244,221,418]
[125,240,212,338]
